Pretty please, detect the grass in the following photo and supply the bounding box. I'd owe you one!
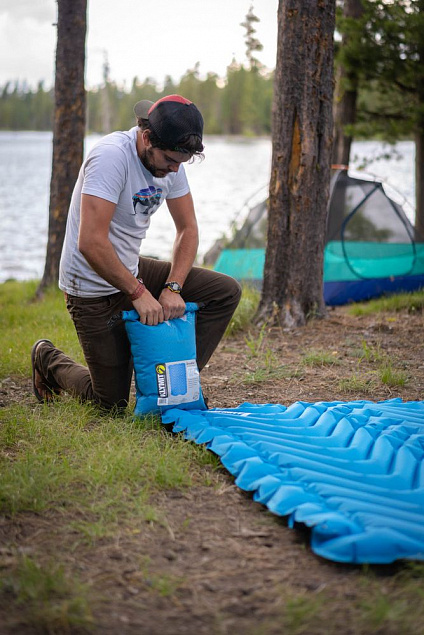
[0,280,220,530]
[1,556,94,633]
[1,280,423,633]
[359,338,385,363]
[240,358,303,385]
[0,399,219,535]
[338,339,409,393]
[0,280,84,377]
[338,373,377,394]
[144,571,184,597]
[1,406,202,550]
[245,323,267,357]
[225,284,260,336]
[379,361,408,387]
[235,325,300,384]
[348,289,424,316]
[356,563,424,635]
[226,287,424,334]
[0,280,224,630]
[301,348,341,367]
[229,289,411,389]
[248,564,424,635]
[339,365,408,394]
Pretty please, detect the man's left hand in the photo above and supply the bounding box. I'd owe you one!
[159,289,186,321]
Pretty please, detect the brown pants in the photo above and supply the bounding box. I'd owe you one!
[37,257,241,410]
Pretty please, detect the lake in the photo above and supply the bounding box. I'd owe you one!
[0,131,416,283]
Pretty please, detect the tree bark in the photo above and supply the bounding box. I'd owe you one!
[415,127,424,240]
[414,0,424,240]
[37,0,87,295]
[255,0,335,328]
[332,0,364,167]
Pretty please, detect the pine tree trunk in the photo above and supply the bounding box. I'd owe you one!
[255,0,335,328]
[415,1,424,240]
[37,0,86,296]
[332,0,364,167]
[332,65,357,167]
[415,130,424,240]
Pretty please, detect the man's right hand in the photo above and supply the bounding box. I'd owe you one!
[132,289,165,325]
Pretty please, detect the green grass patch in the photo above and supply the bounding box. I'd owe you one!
[244,324,267,357]
[236,330,300,384]
[283,593,326,635]
[0,280,222,544]
[241,366,283,384]
[248,564,424,635]
[0,399,219,540]
[239,366,303,385]
[144,571,184,597]
[1,555,94,632]
[359,339,385,363]
[225,284,260,336]
[0,280,83,378]
[339,364,408,393]
[379,362,408,387]
[348,289,424,316]
[344,339,408,391]
[338,373,377,394]
[357,563,424,635]
[301,348,341,367]
[240,363,303,385]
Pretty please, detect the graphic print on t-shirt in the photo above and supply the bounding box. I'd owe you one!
[132,186,163,215]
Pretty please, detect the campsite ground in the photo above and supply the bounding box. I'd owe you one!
[1,296,424,634]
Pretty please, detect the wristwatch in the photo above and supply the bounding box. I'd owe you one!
[163,281,182,294]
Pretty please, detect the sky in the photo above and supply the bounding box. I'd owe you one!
[0,0,278,90]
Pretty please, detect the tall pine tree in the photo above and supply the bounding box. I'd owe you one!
[256,0,335,327]
[335,0,424,234]
[37,0,87,295]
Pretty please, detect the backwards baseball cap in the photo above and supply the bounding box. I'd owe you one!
[133,95,204,152]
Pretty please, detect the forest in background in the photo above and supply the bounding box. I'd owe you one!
[0,5,273,137]
[0,61,274,137]
[0,55,414,141]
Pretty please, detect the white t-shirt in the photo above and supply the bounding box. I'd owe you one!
[59,126,190,297]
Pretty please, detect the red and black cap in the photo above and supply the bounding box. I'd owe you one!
[133,95,204,152]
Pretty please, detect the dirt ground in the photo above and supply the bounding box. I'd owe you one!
[1,304,423,634]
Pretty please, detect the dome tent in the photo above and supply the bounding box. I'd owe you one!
[211,169,424,305]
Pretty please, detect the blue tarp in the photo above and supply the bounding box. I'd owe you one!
[162,398,424,564]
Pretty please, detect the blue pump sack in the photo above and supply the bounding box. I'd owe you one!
[122,302,207,416]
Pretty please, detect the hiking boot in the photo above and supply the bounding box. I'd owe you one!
[31,339,61,402]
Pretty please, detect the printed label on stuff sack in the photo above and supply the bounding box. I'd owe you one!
[155,364,168,399]
[156,359,200,405]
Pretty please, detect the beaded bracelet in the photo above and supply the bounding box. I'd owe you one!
[129,278,146,301]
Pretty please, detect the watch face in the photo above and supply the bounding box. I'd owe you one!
[165,281,181,292]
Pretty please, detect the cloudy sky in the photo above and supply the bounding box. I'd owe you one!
[0,0,278,90]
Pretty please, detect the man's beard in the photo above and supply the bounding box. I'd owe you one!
[139,147,168,178]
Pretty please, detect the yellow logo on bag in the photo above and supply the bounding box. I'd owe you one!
[155,363,167,398]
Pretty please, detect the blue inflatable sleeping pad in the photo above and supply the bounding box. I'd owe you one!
[162,398,424,564]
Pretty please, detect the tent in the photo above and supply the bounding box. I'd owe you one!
[211,169,424,305]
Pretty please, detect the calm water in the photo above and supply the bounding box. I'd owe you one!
[0,131,416,283]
